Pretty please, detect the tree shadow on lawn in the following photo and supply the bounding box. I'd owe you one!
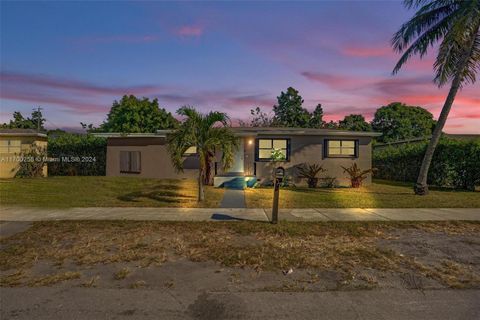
[118,190,195,203]
[151,184,184,191]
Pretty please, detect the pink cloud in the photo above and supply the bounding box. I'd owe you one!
[341,45,392,58]
[301,69,480,128]
[445,124,465,128]
[1,71,161,96]
[0,71,169,116]
[73,34,161,45]
[228,94,274,107]
[175,25,204,37]
[1,89,107,114]
[301,71,374,88]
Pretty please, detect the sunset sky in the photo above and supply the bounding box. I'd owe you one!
[1,1,479,133]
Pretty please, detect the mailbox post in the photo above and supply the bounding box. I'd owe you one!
[271,166,285,224]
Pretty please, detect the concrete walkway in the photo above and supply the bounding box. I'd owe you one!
[1,207,479,222]
[220,189,246,208]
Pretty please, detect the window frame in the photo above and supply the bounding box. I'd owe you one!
[324,139,359,158]
[255,138,291,162]
[119,151,142,174]
[0,139,22,153]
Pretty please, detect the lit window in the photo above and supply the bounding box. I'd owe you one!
[256,139,289,161]
[326,140,357,157]
[120,151,141,173]
[183,146,197,155]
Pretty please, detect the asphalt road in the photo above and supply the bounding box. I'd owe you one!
[1,287,479,320]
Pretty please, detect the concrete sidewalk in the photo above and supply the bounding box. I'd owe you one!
[1,206,479,222]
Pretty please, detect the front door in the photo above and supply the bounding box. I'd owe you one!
[227,139,244,174]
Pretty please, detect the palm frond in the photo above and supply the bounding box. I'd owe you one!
[167,128,194,173]
[204,111,230,128]
[204,127,239,171]
[434,4,480,85]
[392,4,459,74]
[296,163,325,179]
[393,1,457,53]
[168,106,238,175]
[404,0,434,9]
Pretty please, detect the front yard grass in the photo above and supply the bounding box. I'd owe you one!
[1,221,479,290]
[0,176,223,208]
[245,179,480,208]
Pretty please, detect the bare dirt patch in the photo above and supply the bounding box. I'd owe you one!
[0,221,479,291]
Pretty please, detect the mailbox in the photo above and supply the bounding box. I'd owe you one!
[275,167,285,183]
[271,166,285,224]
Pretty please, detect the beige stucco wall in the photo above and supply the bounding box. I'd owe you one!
[243,135,373,187]
[0,136,48,178]
[105,134,374,186]
[106,144,198,179]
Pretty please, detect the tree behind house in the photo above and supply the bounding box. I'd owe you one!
[339,114,371,132]
[272,87,311,127]
[371,102,435,143]
[97,95,178,133]
[308,104,326,128]
[1,110,46,131]
[239,107,273,127]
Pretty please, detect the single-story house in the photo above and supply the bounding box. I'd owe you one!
[96,127,381,187]
[0,129,48,178]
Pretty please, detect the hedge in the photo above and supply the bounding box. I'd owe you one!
[48,134,107,176]
[373,138,480,190]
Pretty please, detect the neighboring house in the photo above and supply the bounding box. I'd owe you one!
[96,128,381,187]
[0,129,48,178]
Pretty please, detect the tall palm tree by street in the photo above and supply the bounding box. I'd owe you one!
[167,106,239,202]
[392,0,480,195]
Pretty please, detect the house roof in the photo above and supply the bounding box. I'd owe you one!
[93,127,382,138]
[157,127,382,137]
[0,128,47,138]
[233,127,381,137]
[92,132,163,138]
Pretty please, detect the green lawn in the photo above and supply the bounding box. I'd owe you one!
[0,177,223,208]
[245,179,480,208]
[1,177,478,208]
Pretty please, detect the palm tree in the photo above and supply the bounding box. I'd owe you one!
[167,106,239,202]
[392,0,480,195]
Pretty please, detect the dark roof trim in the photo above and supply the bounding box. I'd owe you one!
[157,127,382,137]
[94,127,382,138]
[0,130,47,138]
[92,133,161,138]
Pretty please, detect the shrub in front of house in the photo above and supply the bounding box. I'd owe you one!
[341,163,376,188]
[296,163,326,188]
[373,137,480,190]
[15,143,47,178]
[48,133,107,176]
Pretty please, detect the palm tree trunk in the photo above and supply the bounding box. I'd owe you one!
[414,74,462,195]
[414,17,479,196]
[203,152,213,185]
[198,166,205,202]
